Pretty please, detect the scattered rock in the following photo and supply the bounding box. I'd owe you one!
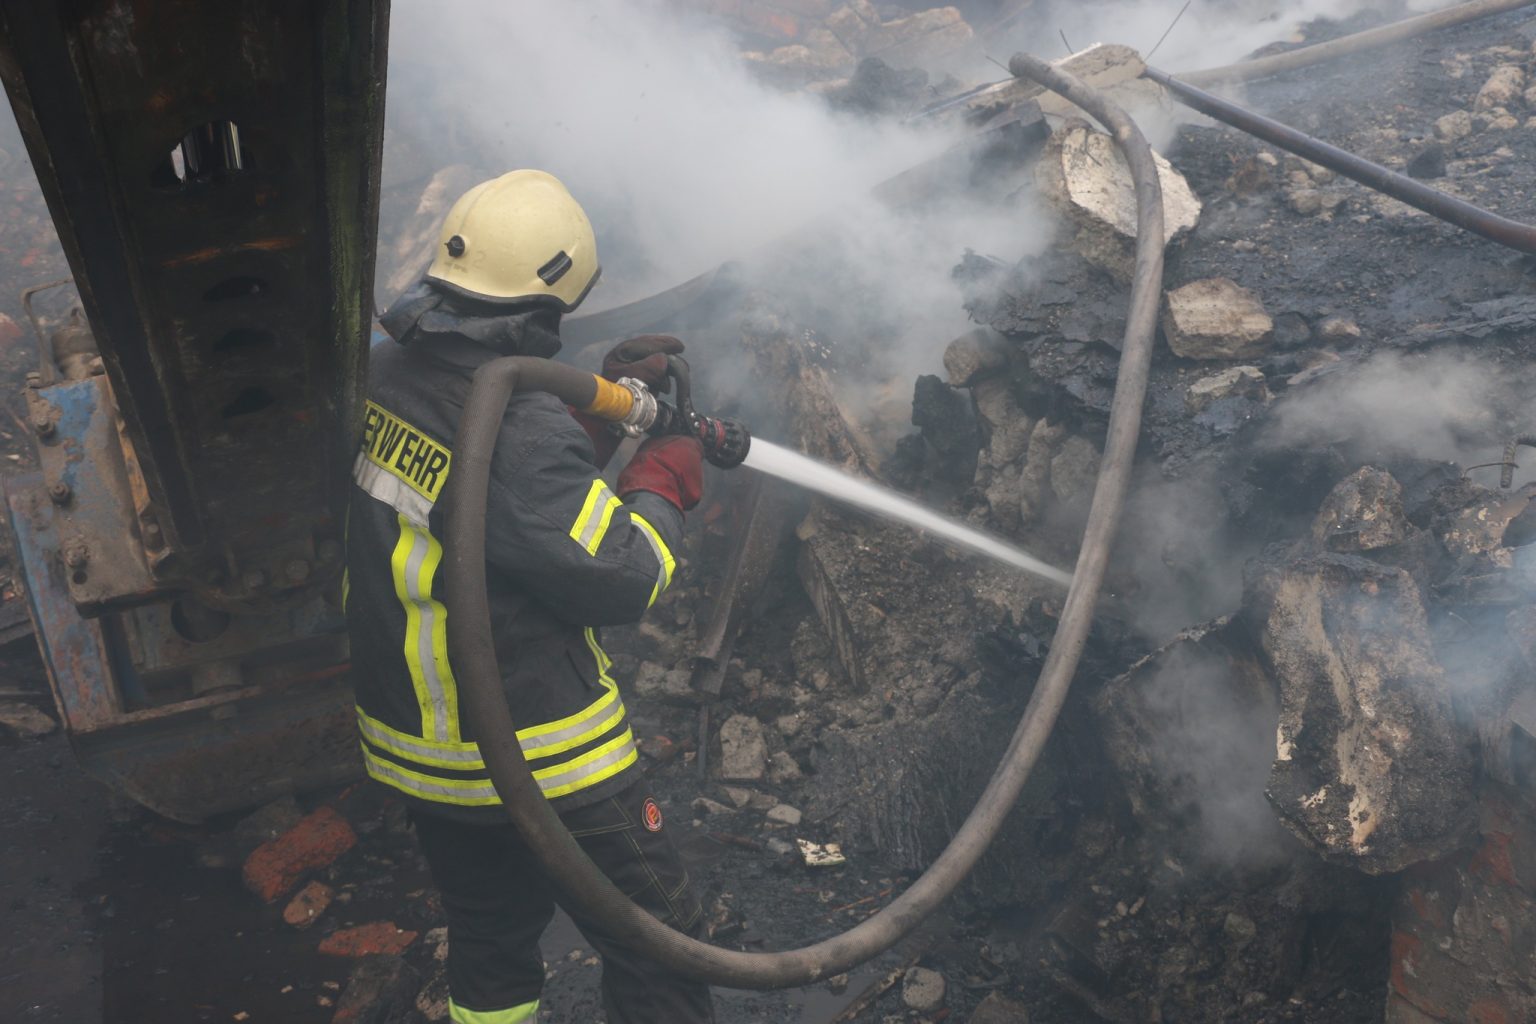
[331,954,420,1024]
[1224,912,1258,950]
[764,837,796,856]
[1035,121,1202,280]
[1252,554,1476,873]
[1475,65,1526,110]
[766,803,803,826]
[0,700,57,739]
[943,326,1010,387]
[242,806,358,903]
[1405,143,1447,180]
[318,922,420,958]
[717,715,769,781]
[691,797,735,817]
[414,972,450,1022]
[1317,316,1361,341]
[747,790,779,812]
[1162,278,1274,361]
[969,991,1030,1023]
[1434,110,1474,142]
[1185,366,1269,413]
[1226,152,1277,195]
[902,966,946,1013]
[1272,312,1312,349]
[632,662,698,705]
[767,750,804,784]
[1310,467,1411,552]
[1049,436,1101,505]
[283,881,335,930]
[722,786,753,809]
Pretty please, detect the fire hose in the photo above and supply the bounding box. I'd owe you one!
[439,53,1165,988]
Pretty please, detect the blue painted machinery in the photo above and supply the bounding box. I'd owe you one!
[0,0,390,820]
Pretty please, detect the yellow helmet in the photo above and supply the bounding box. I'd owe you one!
[425,170,601,311]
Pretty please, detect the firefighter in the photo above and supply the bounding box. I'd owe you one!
[345,169,714,1024]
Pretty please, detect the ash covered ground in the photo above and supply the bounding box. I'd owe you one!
[7,2,1536,1023]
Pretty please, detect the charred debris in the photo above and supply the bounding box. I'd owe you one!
[8,2,1536,1023]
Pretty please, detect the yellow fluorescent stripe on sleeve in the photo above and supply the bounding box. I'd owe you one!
[449,998,539,1024]
[417,528,460,740]
[389,518,436,739]
[570,480,623,556]
[569,480,606,548]
[341,568,350,613]
[586,495,623,555]
[630,513,676,606]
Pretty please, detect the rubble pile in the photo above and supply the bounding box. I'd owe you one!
[10,4,1536,1024]
[677,0,975,92]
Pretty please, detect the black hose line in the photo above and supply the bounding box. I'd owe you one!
[441,55,1165,989]
[1143,66,1536,255]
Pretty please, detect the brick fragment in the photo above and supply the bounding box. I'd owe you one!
[242,805,357,903]
[318,921,419,957]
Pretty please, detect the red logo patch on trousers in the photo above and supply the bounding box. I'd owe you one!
[642,797,663,832]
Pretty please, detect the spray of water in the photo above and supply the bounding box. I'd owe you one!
[744,439,1074,588]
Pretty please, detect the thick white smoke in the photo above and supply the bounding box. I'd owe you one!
[386,0,951,308]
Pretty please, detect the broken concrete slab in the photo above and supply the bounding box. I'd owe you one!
[1311,467,1411,553]
[1162,278,1274,361]
[974,44,1150,127]
[1186,365,1269,413]
[1035,119,1202,280]
[717,714,769,781]
[1250,554,1476,873]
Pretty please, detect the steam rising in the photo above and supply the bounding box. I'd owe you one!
[387,0,949,307]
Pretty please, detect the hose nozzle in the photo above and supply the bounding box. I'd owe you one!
[693,414,751,469]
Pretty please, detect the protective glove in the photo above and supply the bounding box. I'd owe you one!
[617,435,704,512]
[602,334,685,394]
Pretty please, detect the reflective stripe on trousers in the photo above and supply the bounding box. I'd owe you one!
[450,997,539,1023]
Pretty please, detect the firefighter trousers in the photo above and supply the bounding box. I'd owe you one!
[411,781,715,1024]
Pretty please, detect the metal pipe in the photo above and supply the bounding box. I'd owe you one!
[1182,0,1536,86]
[441,54,1168,989]
[1142,65,1536,255]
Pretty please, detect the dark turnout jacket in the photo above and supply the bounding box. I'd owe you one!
[344,302,682,822]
